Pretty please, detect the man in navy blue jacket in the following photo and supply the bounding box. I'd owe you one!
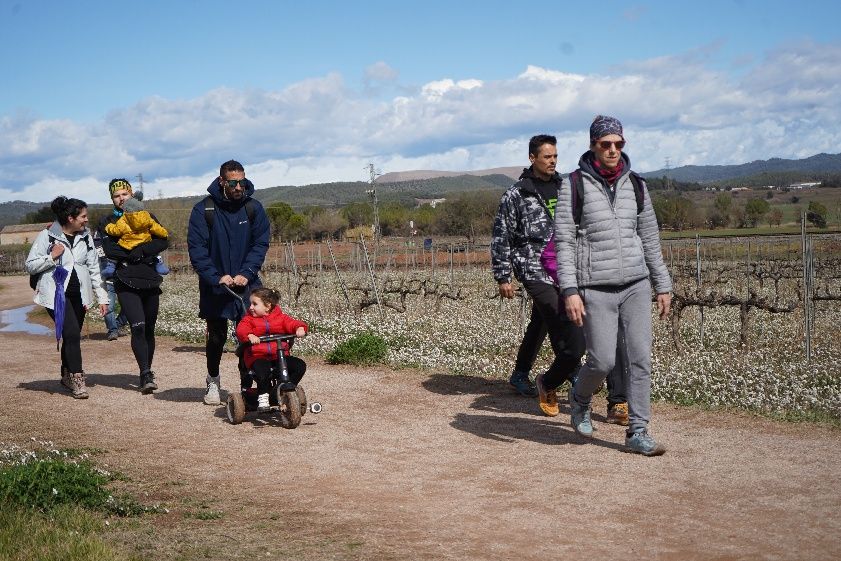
[188,160,270,405]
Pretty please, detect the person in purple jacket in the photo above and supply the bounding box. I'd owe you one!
[187,160,270,406]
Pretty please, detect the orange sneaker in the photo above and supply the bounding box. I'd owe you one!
[536,373,559,417]
[606,402,629,425]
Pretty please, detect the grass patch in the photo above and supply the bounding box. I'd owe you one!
[0,505,130,561]
[184,509,224,520]
[0,442,161,560]
[325,331,388,365]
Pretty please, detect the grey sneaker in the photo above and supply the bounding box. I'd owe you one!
[508,370,538,397]
[69,373,89,399]
[625,430,666,456]
[140,371,158,394]
[204,376,221,405]
[568,387,593,438]
[106,329,119,341]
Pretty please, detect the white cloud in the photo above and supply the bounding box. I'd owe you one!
[2,40,840,203]
[364,61,399,83]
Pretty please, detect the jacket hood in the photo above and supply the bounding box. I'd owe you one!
[578,151,632,183]
[517,166,563,193]
[206,177,256,206]
[124,210,151,229]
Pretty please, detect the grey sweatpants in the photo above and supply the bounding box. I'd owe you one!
[571,278,653,433]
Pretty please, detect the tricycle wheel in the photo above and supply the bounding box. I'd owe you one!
[226,393,246,424]
[295,385,307,416]
[275,388,301,429]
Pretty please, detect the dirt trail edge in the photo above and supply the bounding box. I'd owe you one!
[1,275,839,560]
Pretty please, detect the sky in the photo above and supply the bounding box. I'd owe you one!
[2,0,841,204]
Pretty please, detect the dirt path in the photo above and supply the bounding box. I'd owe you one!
[1,274,840,560]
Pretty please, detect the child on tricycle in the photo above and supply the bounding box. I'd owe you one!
[229,287,309,425]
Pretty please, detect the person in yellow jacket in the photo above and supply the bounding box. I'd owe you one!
[105,193,169,249]
[101,193,170,278]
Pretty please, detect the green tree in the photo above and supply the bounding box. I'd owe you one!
[23,206,53,224]
[283,213,308,241]
[807,201,828,228]
[713,192,733,216]
[744,198,771,227]
[341,201,374,228]
[651,194,700,230]
[410,205,436,235]
[433,192,498,241]
[266,202,295,241]
[379,202,410,236]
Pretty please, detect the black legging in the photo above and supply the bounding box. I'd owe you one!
[116,285,160,373]
[248,356,306,394]
[522,280,586,390]
[47,290,85,374]
[206,318,229,379]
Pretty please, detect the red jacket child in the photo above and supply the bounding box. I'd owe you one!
[235,305,308,369]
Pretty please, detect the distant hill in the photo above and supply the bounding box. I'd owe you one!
[255,174,512,208]
[378,166,522,183]
[642,152,841,184]
[0,201,49,228]
[3,151,840,226]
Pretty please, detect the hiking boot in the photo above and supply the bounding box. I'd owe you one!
[607,402,630,426]
[257,392,271,412]
[204,376,221,405]
[536,372,559,417]
[60,365,73,391]
[625,429,666,456]
[140,371,158,394]
[69,372,88,399]
[569,387,593,438]
[509,370,537,397]
[106,329,119,341]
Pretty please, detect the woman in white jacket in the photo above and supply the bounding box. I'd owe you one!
[25,196,108,398]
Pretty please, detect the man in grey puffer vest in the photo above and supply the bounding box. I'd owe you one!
[555,116,672,456]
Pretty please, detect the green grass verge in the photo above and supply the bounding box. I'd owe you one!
[0,505,131,561]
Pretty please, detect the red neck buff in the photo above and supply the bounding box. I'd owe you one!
[593,158,625,184]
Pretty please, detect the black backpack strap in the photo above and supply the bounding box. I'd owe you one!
[203,196,217,229]
[629,172,646,215]
[244,199,257,223]
[569,170,585,226]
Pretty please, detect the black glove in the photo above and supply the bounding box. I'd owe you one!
[127,246,144,263]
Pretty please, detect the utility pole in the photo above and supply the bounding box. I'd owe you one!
[135,173,145,196]
[664,158,672,191]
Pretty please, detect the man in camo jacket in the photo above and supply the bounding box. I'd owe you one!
[491,134,585,417]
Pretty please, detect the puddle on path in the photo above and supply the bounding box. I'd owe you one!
[0,305,53,335]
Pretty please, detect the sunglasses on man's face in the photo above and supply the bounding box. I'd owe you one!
[596,140,625,150]
[223,179,248,189]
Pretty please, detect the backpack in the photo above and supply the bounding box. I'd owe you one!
[30,231,93,290]
[203,196,257,229]
[568,169,646,226]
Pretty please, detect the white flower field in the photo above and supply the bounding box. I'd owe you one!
[132,255,841,422]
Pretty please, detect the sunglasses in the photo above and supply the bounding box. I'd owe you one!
[223,179,248,189]
[596,140,625,150]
